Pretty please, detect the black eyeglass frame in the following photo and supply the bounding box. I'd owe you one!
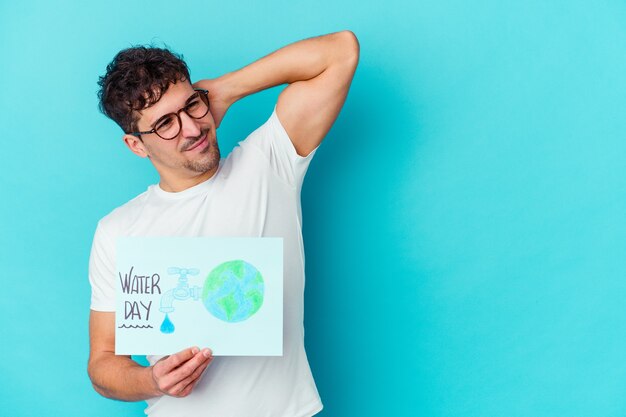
[128,88,210,140]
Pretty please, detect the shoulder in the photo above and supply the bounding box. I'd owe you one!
[224,109,282,170]
[232,106,318,189]
[96,188,152,236]
[235,106,318,165]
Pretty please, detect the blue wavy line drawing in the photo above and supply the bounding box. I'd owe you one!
[117,324,154,329]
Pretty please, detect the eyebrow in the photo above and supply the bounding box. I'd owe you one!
[148,91,199,128]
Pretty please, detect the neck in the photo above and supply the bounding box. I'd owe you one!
[158,164,219,193]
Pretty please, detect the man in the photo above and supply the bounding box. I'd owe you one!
[87,31,359,416]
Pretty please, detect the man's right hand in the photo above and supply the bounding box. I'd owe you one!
[150,346,214,398]
[89,311,214,401]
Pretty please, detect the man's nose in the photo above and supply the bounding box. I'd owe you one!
[179,111,202,138]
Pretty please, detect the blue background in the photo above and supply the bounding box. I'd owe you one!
[2,0,626,416]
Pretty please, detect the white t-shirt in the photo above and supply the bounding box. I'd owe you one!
[89,105,323,417]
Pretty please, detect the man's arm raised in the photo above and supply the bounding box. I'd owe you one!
[194,30,359,156]
[87,310,213,401]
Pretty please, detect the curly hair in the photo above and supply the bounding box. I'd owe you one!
[97,45,191,134]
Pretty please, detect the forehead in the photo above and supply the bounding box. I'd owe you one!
[138,80,195,125]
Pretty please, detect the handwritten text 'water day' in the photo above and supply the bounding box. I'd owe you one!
[119,266,162,321]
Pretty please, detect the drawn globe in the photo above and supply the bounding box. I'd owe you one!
[201,260,264,323]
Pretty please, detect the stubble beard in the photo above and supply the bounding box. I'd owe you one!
[183,133,221,173]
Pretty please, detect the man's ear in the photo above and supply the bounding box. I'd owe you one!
[123,134,149,158]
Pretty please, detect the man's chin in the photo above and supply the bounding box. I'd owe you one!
[184,146,220,174]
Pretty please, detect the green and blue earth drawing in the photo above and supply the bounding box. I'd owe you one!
[202,260,265,323]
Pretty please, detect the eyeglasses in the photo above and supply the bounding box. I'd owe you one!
[129,88,210,140]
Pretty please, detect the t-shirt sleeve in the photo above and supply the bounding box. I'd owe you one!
[88,221,116,312]
[241,104,320,191]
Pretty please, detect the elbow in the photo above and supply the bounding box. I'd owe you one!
[326,30,359,70]
[338,30,360,64]
[87,358,111,399]
[91,383,110,399]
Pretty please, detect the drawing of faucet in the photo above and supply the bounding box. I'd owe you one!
[159,267,202,314]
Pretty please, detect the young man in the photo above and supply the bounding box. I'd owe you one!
[87,31,359,416]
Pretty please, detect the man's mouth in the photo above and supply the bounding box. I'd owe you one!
[184,131,209,152]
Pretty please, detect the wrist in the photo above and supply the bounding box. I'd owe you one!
[146,365,164,398]
[219,71,245,106]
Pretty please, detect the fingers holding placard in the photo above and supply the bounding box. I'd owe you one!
[151,346,213,397]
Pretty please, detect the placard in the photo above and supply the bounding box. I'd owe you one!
[115,237,283,356]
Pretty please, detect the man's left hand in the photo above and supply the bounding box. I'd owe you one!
[193,77,233,129]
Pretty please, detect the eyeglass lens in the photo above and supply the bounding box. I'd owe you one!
[154,91,210,139]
